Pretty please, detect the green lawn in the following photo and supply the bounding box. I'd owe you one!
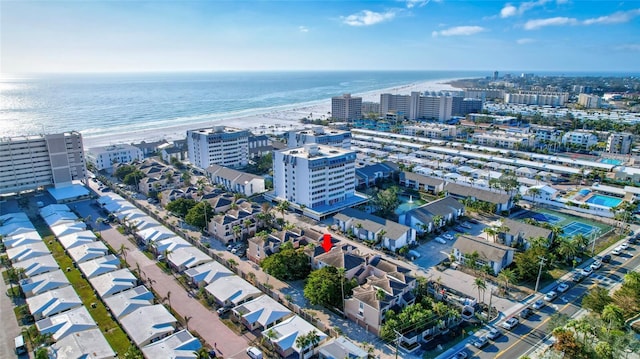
[34,220,132,355]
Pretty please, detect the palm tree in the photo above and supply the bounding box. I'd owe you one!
[184,315,192,331]
[473,277,487,304]
[527,187,541,208]
[119,244,130,264]
[432,215,444,230]
[232,225,242,243]
[601,304,624,333]
[557,239,579,264]
[295,335,310,358]
[572,233,589,250]
[376,229,386,245]
[483,227,498,242]
[276,200,290,223]
[498,269,516,295]
[376,289,386,301]
[193,347,210,359]
[163,291,172,312]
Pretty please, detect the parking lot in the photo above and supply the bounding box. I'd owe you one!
[412,220,487,269]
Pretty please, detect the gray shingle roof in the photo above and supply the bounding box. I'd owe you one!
[444,182,511,204]
[454,235,513,263]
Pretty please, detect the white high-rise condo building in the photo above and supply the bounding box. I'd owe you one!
[273,144,357,212]
[606,133,633,154]
[0,132,86,195]
[187,126,249,170]
[578,94,602,109]
[331,94,362,121]
[287,126,351,149]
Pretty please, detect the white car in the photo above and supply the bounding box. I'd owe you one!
[556,283,570,293]
[472,336,489,348]
[620,241,629,250]
[612,246,623,255]
[532,299,545,310]
[246,347,263,359]
[435,237,447,244]
[590,260,602,270]
[501,317,519,330]
[443,233,455,240]
[581,267,593,276]
[544,291,558,302]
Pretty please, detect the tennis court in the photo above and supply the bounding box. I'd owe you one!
[562,221,598,237]
[531,212,565,224]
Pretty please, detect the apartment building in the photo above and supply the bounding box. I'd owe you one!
[606,132,633,154]
[562,130,598,150]
[361,101,380,115]
[187,126,249,170]
[287,126,352,149]
[331,94,362,121]
[381,92,479,121]
[402,123,457,139]
[463,88,505,100]
[472,131,537,149]
[504,91,569,106]
[86,144,144,171]
[530,125,562,143]
[273,144,360,218]
[0,132,86,194]
[578,94,602,109]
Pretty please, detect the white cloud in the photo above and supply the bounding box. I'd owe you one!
[404,0,435,8]
[516,38,536,44]
[524,17,577,30]
[500,4,518,18]
[432,25,486,37]
[500,0,567,18]
[583,9,640,25]
[342,10,397,26]
[298,26,309,33]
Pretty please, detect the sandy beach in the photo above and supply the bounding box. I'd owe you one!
[83,77,460,147]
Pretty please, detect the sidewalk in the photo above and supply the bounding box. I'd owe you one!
[0,267,26,359]
[99,227,251,358]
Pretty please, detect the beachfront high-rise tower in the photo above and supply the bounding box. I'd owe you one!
[187,126,249,170]
[0,131,86,195]
[287,126,352,149]
[331,94,362,121]
[272,144,366,220]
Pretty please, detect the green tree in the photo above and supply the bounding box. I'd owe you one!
[551,327,583,358]
[276,200,290,223]
[498,268,516,294]
[582,286,612,314]
[185,201,214,230]
[303,266,357,309]
[166,198,197,218]
[594,341,614,359]
[371,186,401,218]
[123,170,145,186]
[260,242,311,281]
[601,304,624,333]
[473,277,487,303]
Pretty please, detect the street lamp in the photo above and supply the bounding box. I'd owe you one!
[534,256,547,293]
[591,229,601,255]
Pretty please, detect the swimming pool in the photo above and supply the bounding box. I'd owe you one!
[600,158,622,165]
[577,189,591,196]
[395,196,425,215]
[585,194,622,208]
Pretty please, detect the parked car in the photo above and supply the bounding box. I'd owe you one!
[556,283,570,293]
[612,246,623,255]
[246,346,263,359]
[532,299,545,310]
[620,241,629,250]
[434,237,447,244]
[486,327,502,340]
[216,306,232,315]
[453,226,465,233]
[572,272,585,283]
[544,291,558,302]
[473,336,489,348]
[581,267,593,276]
[501,317,519,330]
[443,233,455,240]
[590,260,602,270]
[601,254,612,263]
[520,307,533,319]
[461,223,472,229]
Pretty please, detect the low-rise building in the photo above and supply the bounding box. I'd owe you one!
[167,247,211,272]
[399,172,445,194]
[497,218,552,248]
[120,304,177,347]
[20,269,71,298]
[67,242,109,263]
[205,275,261,308]
[49,328,116,359]
[36,306,98,341]
[232,294,293,331]
[3,230,43,249]
[58,230,98,250]
[333,208,416,251]
[606,132,633,154]
[184,261,234,288]
[26,285,83,320]
[317,336,369,359]
[7,242,51,263]
[562,130,598,150]
[261,315,328,359]
[104,286,154,319]
[400,196,465,233]
[141,330,202,359]
[89,268,138,298]
[452,235,515,275]
[206,164,266,196]
[443,182,513,213]
[78,254,121,279]
[208,200,260,244]
[86,144,144,171]
[12,254,59,278]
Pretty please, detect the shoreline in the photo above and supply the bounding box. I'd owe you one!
[83,77,463,147]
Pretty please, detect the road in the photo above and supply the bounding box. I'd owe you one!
[460,245,639,359]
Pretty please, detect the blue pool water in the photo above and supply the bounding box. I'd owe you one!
[395,196,425,215]
[600,158,623,165]
[585,194,622,208]
[578,189,591,196]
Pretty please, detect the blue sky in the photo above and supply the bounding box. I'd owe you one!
[1,0,639,73]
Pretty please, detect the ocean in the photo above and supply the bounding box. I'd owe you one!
[0,70,484,143]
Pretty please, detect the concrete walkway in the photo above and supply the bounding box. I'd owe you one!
[99,227,251,358]
[0,268,26,359]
